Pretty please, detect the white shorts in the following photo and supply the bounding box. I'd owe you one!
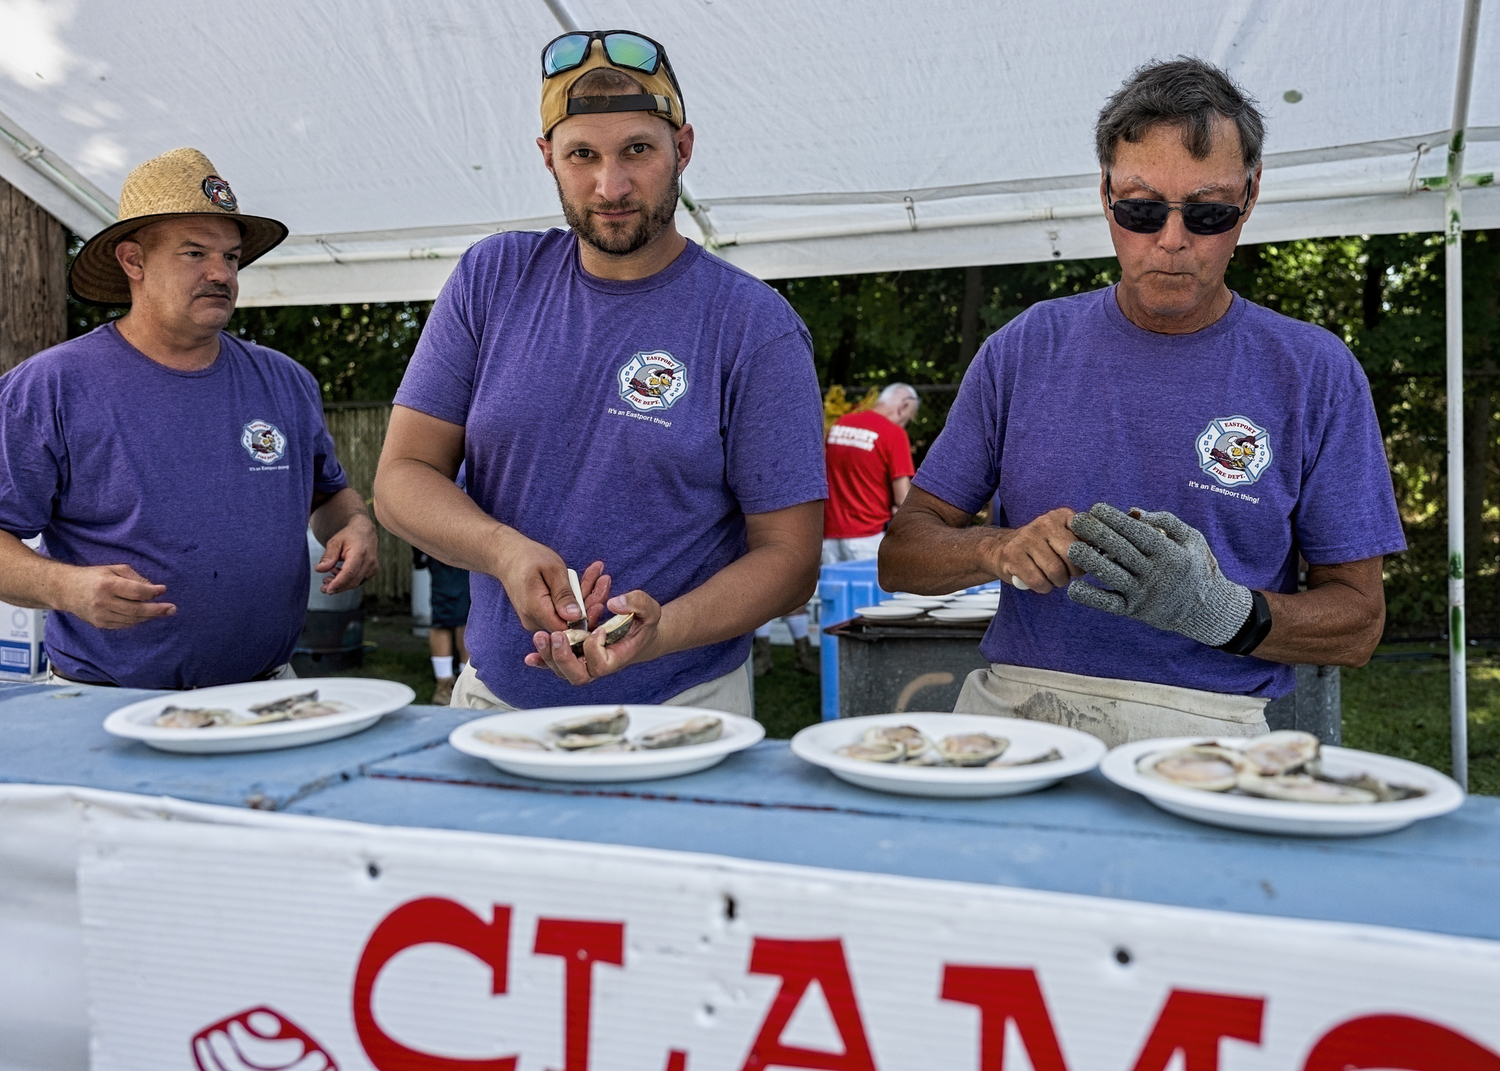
[821,533,884,564]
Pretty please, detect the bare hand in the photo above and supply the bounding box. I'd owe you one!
[494,536,612,634]
[524,589,660,684]
[315,516,380,594]
[994,507,1084,594]
[59,563,175,629]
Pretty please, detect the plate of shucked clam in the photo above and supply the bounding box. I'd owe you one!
[1100,731,1464,837]
[449,704,764,783]
[103,678,416,754]
[790,713,1107,798]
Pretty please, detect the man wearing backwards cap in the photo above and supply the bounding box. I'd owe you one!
[0,148,379,689]
[376,30,826,712]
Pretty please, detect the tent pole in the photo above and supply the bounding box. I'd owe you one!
[1445,0,1483,792]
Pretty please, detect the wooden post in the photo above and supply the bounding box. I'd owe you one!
[0,174,68,376]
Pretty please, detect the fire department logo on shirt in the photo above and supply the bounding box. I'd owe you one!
[241,419,287,465]
[618,350,687,412]
[1196,415,1272,487]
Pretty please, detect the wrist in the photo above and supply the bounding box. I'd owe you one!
[1216,589,1272,656]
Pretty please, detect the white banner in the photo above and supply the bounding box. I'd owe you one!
[74,798,1500,1071]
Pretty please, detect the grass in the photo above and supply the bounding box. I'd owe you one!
[338,616,1498,795]
[1342,646,1500,796]
[753,646,823,739]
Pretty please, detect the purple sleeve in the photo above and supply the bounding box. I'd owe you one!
[313,421,348,495]
[393,249,480,427]
[0,382,59,540]
[1295,368,1407,564]
[911,342,1005,515]
[723,327,828,515]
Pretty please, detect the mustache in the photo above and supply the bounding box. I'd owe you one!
[193,285,233,299]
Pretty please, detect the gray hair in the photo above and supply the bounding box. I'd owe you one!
[1095,57,1264,171]
[879,383,919,408]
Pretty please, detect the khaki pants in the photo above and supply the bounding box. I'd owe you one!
[451,661,754,718]
[955,663,1268,748]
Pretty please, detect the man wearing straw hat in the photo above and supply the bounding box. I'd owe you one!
[0,148,378,689]
[375,30,826,713]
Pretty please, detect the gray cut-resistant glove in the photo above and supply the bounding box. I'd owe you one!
[1065,503,1252,647]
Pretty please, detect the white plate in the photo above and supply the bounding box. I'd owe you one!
[103,678,415,754]
[790,713,1107,798]
[1100,736,1465,837]
[948,593,1001,607]
[855,603,927,620]
[885,595,950,609]
[928,606,996,623]
[449,705,764,782]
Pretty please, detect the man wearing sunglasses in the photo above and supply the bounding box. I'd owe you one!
[882,58,1404,746]
[375,31,826,714]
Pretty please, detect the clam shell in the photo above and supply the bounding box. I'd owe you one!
[837,740,906,763]
[563,613,636,656]
[474,730,552,751]
[1240,730,1321,776]
[988,747,1063,768]
[1137,745,1252,792]
[248,690,319,716]
[935,733,1009,766]
[554,733,627,751]
[549,708,629,738]
[636,715,723,750]
[1236,772,1378,804]
[154,705,237,729]
[863,724,931,757]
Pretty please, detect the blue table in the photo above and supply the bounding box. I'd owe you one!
[3,680,1497,942]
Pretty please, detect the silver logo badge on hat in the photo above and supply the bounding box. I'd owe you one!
[202,175,237,211]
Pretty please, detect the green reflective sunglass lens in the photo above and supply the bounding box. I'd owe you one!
[543,35,590,75]
[603,33,659,72]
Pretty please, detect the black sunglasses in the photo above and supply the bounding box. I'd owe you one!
[1105,172,1253,236]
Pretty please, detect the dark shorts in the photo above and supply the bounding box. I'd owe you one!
[429,559,471,628]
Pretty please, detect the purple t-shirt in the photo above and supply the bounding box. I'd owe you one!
[916,286,1406,698]
[0,325,347,688]
[395,231,827,707]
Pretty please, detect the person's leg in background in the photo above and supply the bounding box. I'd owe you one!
[428,558,472,706]
[752,622,774,677]
[429,625,457,705]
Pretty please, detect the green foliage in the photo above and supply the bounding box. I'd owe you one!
[1342,648,1500,795]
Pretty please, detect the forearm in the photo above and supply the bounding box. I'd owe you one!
[0,530,67,610]
[373,457,515,577]
[1254,583,1385,667]
[881,510,1007,594]
[309,487,375,546]
[646,541,819,660]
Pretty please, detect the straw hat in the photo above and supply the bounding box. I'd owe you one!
[69,147,288,306]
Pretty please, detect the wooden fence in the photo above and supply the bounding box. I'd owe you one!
[323,401,410,607]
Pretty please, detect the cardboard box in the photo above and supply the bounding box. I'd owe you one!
[0,602,47,681]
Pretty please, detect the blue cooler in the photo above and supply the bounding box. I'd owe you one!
[816,559,891,720]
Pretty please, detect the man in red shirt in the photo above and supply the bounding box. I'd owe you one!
[751,383,918,677]
[823,383,919,562]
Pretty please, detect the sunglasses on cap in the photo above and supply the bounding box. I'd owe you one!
[1104,172,1253,236]
[543,30,681,87]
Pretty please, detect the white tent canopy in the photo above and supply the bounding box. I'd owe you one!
[1,0,1496,306]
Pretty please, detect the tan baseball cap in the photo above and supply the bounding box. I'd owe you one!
[69,147,288,306]
[541,34,684,138]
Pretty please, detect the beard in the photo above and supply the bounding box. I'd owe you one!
[557,165,681,258]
